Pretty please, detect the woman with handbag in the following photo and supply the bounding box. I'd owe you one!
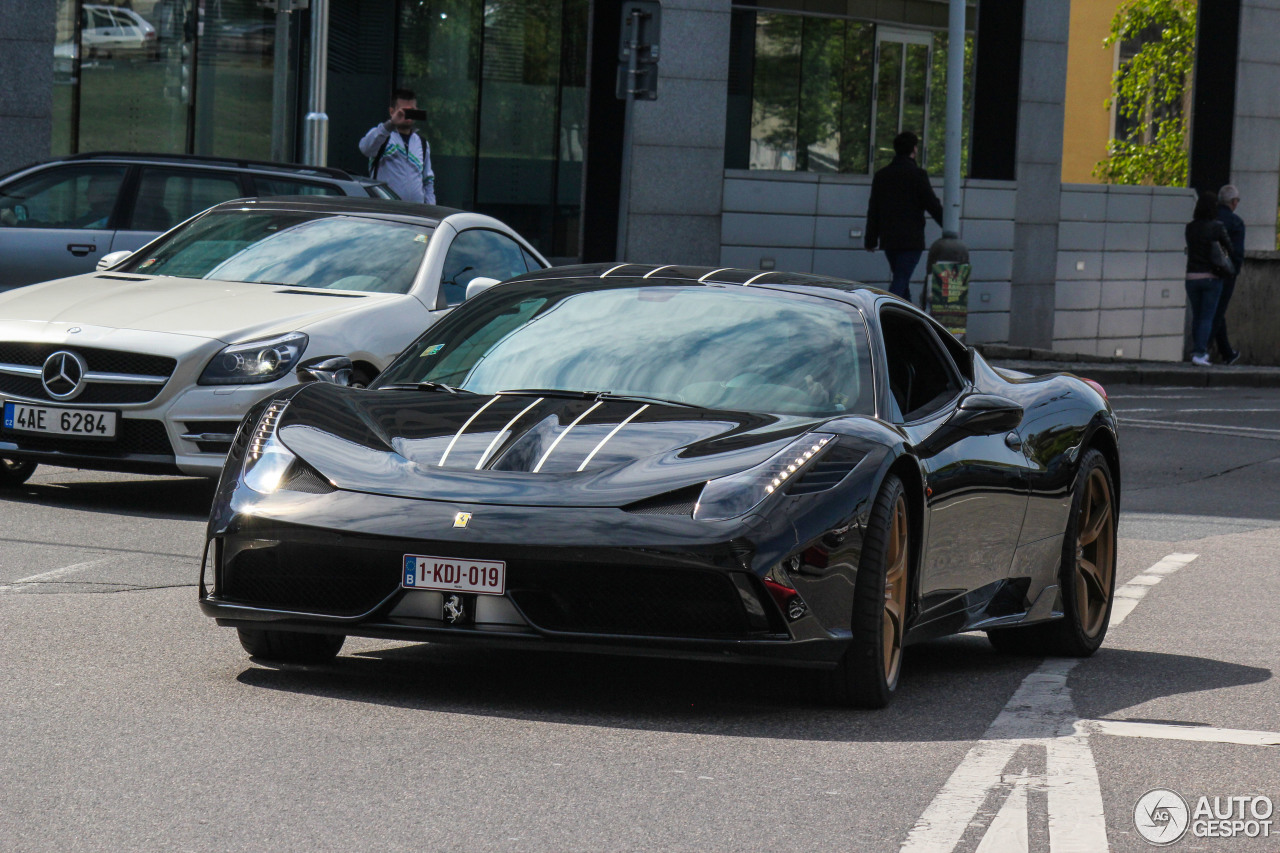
[1184,191,1234,366]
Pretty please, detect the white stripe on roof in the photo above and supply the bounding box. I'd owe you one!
[642,265,675,278]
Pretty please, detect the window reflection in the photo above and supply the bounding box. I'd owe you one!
[74,0,191,154]
[194,0,275,159]
[729,7,973,176]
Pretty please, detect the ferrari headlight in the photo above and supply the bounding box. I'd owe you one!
[199,332,308,385]
[242,399,295,494]
[693,433,834,521]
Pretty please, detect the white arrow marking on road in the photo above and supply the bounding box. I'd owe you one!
[900,553,1198,853]
[0,556,116,593]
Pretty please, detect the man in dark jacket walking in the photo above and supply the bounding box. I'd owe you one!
[1212,184,1245,364]
[864,131,944,302]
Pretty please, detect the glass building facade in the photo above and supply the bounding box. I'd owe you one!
[725,1,976,178]
[49,0,588,258]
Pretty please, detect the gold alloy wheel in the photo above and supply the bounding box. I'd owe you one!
[1075,467,1116,638]
[883,494,909,685]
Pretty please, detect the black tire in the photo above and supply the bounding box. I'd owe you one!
[237,628,345,663]
[0,458,36,487]
[987,448,1117,657]
[827,474,911,708]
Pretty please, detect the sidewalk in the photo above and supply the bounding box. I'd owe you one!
[978,345,1280,388]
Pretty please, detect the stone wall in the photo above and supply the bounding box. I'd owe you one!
[0,0,55,174]
[1054,183,1195,361]
[717,171,1200,361]
[1230,252,1280,366]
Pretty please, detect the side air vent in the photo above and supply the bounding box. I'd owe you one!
[786,444,865,496]
[281,461,336,494]
[621,484,705,516]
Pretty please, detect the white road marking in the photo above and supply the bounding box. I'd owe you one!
[1109,553,1197,628]
[1077,720,1280,747]
[974,769,1029,853]
[1116,407,1280,414]
[0,557,115,593]
[1118,417,1280,441]
[902,553,1198,853]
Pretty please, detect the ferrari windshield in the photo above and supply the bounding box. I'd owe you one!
[377,282,874,417]
[118,211,431,294]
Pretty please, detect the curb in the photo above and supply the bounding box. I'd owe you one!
[989,360,1280,388]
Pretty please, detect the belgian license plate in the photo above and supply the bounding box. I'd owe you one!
[402,554,506,595]
[3,401,117,439]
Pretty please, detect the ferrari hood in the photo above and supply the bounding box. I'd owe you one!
[273,383,822,506]
[0,273,397,343]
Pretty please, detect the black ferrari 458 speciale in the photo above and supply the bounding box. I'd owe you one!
[200,264,1120,707]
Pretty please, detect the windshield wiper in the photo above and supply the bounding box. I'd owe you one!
[592,391,699,409]
[379,381,473,395]
[497,388,697,409]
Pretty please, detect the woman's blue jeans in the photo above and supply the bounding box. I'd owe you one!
[1185,277,1223,357]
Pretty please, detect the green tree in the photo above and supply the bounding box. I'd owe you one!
[1094,0,1197,186]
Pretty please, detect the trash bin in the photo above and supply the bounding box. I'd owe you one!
[926,232,970,340]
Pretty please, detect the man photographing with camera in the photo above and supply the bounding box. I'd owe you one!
[359,88,437,205]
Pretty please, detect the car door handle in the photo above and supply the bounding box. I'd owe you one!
[67,243,96,257]
[1004,432,1023,451]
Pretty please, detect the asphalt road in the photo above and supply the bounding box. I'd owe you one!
[2,385,1279,852]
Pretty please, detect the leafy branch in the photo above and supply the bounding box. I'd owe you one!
[1093,0,1196,186]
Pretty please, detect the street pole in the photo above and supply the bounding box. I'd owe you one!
[923,0,971,336]
[943,0,964,235]
[271,0,295,163]
[302,0,329,167]
[615,8,642,262]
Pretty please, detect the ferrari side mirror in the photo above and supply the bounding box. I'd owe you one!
[914,394,1023,458]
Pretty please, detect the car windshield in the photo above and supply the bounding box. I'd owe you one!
[119,211,432,294]
[376,281,875,417]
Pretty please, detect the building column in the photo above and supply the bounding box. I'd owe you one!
[1008,0,1070,350]
[1229,0,1280,252]
[0,0,55,173]
[620,0,731,265]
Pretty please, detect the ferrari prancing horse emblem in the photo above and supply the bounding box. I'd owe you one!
[453,512,472,528]
[443,594,466,624]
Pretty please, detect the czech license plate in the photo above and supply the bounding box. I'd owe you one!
[3,401,117,439]
[402,554,506,595]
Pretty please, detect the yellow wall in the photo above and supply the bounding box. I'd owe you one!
[1062,0,1125,184]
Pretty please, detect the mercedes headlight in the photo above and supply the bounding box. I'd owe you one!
[199,332,308,385]
[693,433,834,521]
[242,399,295,494]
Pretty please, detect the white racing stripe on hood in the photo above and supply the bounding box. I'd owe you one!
[437,395,500,467]
[533,400,602,473]
[475,397,544,470]
[577,405,648,472]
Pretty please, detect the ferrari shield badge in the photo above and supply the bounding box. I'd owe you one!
[453,511,472,529]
